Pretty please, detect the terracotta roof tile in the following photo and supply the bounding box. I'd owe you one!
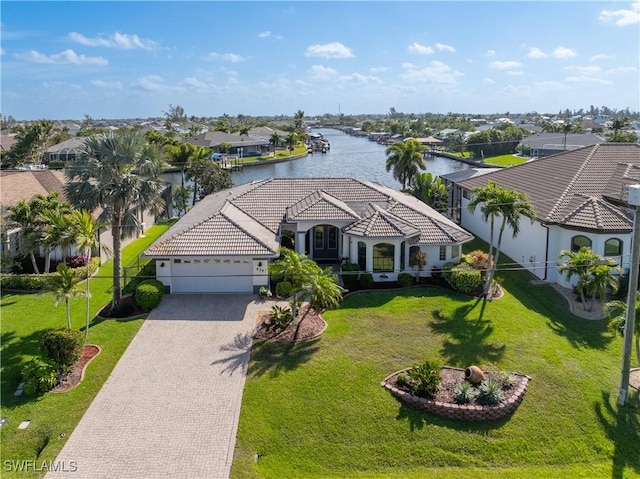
[343,204,420,238]
[286,190,360,222]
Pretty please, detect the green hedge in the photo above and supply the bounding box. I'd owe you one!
[40,328,83,369]
[341,263,360,288]
[442,262,481,295]
[397,272,414,288]
[134,279,165,311]
[0,257,100,291]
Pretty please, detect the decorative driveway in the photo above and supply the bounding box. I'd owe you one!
[47,294,268,479]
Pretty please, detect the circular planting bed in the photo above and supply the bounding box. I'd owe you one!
[382,366,531,421]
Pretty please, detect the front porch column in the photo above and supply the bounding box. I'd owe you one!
[394,242,402,273]
[366,243,373,274]
[295,231,306,255]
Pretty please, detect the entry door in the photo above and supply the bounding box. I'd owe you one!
[312,225,338,260]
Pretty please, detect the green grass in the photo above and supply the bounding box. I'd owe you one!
[444,152,529,167]
[240,144,308,164]
[232,240,640,478]
[0,220,174,478]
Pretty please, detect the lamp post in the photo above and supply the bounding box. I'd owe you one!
[619,184,640,406]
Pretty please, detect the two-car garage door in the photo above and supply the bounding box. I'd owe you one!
[170,258,253,293]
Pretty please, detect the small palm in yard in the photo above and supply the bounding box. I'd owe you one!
[49,263,86,329]
[606,291,640,364]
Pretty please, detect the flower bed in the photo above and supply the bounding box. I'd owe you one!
[381,366,531,421]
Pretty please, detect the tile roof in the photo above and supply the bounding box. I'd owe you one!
[144,177,473,258]
[456,143,640,232]
[0,170,68,207]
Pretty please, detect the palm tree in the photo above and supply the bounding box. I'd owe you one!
[65,130,165,311]
[293,110,305,130]
[409,172,449,212]
[7,199,41,273]
[166,142,195,189]
[285,133,297,155]
[468,182,536,296]
[39,204,74,273]
[582,261,621,311]
[185,146,209,206]
[561,122,572,151]
[269,132,282,153]
[606,292,640,364]
[50,263,86,329]
[385,139,426,190]
[557,247,602,310]
[70,209,105,342]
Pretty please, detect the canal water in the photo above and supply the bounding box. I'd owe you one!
[163,128,470,190]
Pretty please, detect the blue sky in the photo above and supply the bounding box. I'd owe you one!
[1,1,639,120]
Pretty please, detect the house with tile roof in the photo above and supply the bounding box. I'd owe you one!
[143,177,473,293]
[187,131,270,157]
[453,143,640,288]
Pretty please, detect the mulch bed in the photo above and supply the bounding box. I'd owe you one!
[254,305,327,342]
[52,344,101,393]
[98,294,146,319]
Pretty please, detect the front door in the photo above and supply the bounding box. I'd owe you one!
[312,225,339,260]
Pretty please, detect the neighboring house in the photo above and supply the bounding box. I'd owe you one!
[143,177,474,294]
[440,168,501,222]
[44,137,87,164]
[0,134,18,152]
[0,169,171,264]
[187,131,270,156]
[518,133,604,158]
[248,126,290,142]
[451,143,640,288]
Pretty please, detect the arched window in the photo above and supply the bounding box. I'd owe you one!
[357,242,367,271]
[571,235,592,252]
[373,243,394,272]
[604,238,622,256]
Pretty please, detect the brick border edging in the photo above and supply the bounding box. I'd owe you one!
[381,366,531,421]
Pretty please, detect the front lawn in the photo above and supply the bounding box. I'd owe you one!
[232,249,639,477]
[0,221,174,478]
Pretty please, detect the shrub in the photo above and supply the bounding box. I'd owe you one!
[453,379,478,405]
[65,256,87,268]
[463,250,489,271]
[22,358,58,395]
[341,263,360,288]
[134,279,165,311]
[269,305,293,329]
[397,272,414,288]
[359,273,373,289]
[275,281,292,298]
[259,286,272,297]
[0,258,99,291]
[477,378,504,405]
[396,372,410,388]
[40,328,83,369]
[443,262,482,294]
[406,360,442,398]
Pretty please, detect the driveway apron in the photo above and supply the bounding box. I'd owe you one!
[47,294,265,479]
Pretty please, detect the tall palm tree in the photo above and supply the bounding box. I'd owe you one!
[50,263,86,329]
[561,122,572,151]
[166,142,195,189]
[7,199,41,273]
[285,133,297,155]
[65,130,165,311]
[293,110,305,130]
[39,204,73,273]
[269,132,282,152]
[468,182,536,296]
[185,146,209,206]
[70,209,105,342]
[606,292,640,364]
[385,139,426,190]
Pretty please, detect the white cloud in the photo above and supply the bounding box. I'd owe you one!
[590,53,615,61]
[135,75,172,92]
[527,47,547,59]
[338,72,382,84]
[489,60,522,70]
[15,49,108,65]
[565,75,613,85]
[408,42,434,55]
[436,43,455,52]
[308,64,338,81]
[401,60,463,85]
[552,46,577,59]
[606,66,638,74]
[69,32,158,50]
[258,30,282,40]
[305,42,354,59]
[507,71,524,76]
[90,80,122,89]
[207,52,247,63]
[485,50,496,57]
[564,65,601,75]
[483,78,496,85]
[599,2,640,26]
[370,66,389,74]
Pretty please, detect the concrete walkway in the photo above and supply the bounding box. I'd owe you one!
[47,294,271,479]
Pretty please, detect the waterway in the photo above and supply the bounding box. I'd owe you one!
[163,128,470,190]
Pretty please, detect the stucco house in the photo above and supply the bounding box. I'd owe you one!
[452,143,640,288]
[143,177,474,294]
[187,131,270,157]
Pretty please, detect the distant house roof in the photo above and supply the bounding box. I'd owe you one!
[144,177,473,258]
[518,133,604,150]
[248,126,289,141]
[46,137,87,154]
[187,131,269,149]
[0,170,68,208]
[0,134,18,151]
[456,143,640,233]
[440,168,501,184]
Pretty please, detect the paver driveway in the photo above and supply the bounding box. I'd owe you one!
[47,294,269,479]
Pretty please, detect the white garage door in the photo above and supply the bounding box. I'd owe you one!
[171,258,253,293]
